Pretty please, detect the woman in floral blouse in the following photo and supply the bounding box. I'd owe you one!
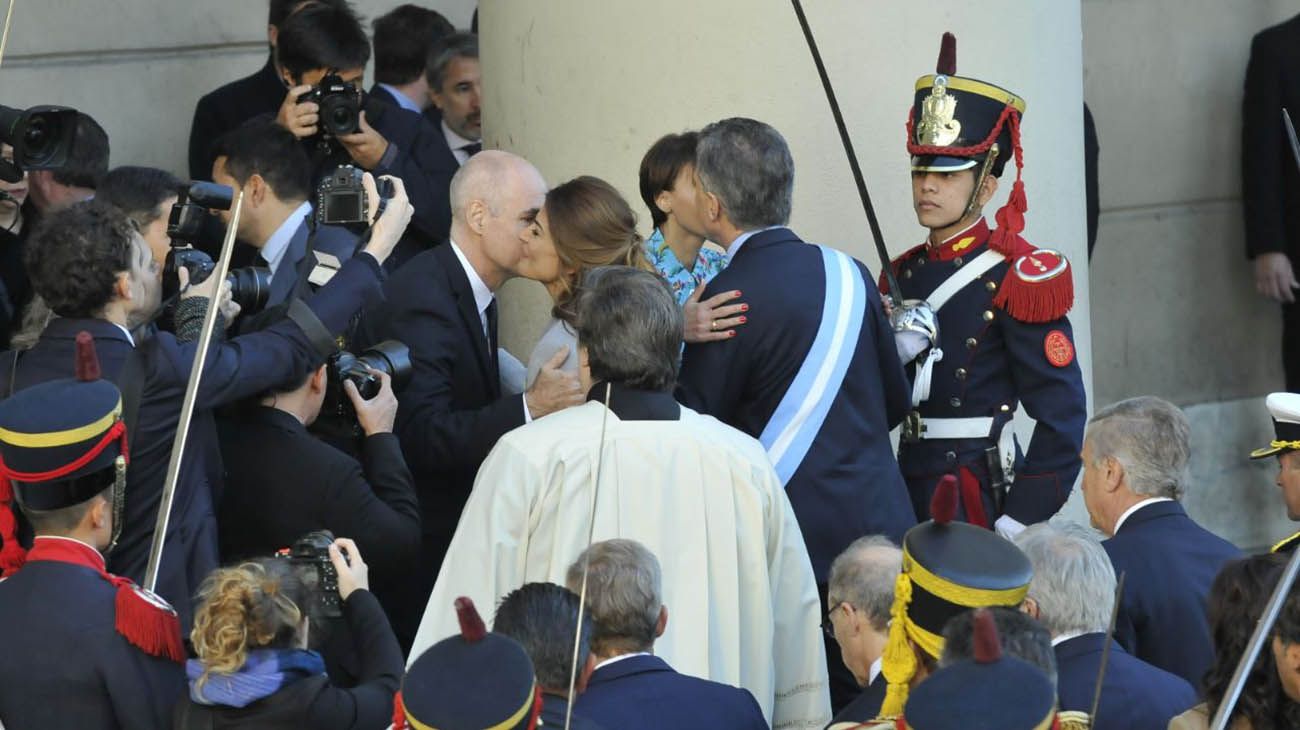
[638,132,748,342]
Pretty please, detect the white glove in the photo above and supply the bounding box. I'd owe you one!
[895,330,932,365]
[994,514,1028,540]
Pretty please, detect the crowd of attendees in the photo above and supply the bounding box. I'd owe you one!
[4,2,1300,730]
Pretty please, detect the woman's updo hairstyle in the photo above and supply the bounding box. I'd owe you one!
[190,558,310,680]
[543,175,654,324]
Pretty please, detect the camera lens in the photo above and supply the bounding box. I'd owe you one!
[22,116,60,165]
[227,266,272,313]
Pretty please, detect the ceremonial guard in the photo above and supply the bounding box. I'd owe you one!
[835,609,1089,730]
[394,596,543,730]
[828,476,1032,727]
[0,333,186,730]
[888,33,1087,537]
[1251,392,1300,553]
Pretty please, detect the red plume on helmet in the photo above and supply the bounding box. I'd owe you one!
[455,596,487,642]
[75,331,101,382]
[929,474,959,525]
[936,32,957,75]
[972,608,1002,664]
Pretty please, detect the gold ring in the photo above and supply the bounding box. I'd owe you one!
[711,320,717,331]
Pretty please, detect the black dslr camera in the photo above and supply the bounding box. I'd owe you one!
[298,73,362,138]
[0,104,78,183]
[312,341,412,443]
[276,529,344,619]
[164,181,272,312]
[316,165,394,227]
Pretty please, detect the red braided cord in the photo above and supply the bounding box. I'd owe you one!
[905,102,1019,157]
[0,421,127,483]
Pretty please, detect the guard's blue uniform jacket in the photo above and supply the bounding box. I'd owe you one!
[0,547,186,729]
[886,217,1086,527]
[678,227,915,580]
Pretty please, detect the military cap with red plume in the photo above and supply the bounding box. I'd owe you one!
[398,596,543,730]
[901,607,1058,729]
[0,331,130,576]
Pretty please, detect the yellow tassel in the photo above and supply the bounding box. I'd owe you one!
[878,574,916,718]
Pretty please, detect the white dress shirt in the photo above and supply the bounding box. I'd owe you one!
[1113,497,1174,534]
[725,225,785,261]
[443,120,481,166]
[259,201,312,278]
[593,651,654,672]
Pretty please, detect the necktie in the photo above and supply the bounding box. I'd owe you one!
[485,299,500,377]
[460,142,482,157]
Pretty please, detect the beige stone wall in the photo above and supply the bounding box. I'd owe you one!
[1084,0,1299,547]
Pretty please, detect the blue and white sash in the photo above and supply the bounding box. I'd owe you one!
[759,245,868,485]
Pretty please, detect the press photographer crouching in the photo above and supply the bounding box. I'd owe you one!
[217,340,419,586]
[176,540,403,729]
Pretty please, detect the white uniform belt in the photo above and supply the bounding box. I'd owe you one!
[915,416,995,440]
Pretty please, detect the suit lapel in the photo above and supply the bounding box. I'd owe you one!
[434,245,497,397]
[269,220,310,305]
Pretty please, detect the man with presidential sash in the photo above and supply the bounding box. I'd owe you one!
[887,34,1087,538]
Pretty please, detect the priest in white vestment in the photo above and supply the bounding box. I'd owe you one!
[408,267,830,729]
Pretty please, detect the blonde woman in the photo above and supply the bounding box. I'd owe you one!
[175,540,400,729]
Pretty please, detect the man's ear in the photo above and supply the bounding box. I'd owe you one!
[310,364,328,393]
[576,653,597,694]
[267,24,278,48]
[88,494,111,531]
[247,173,270,208]
[1104,455,1125,493]
[976,173,999,208]
[466,199,488,234]
[114,271,133,302]
[1020,597,1039,620]
[655,605,668,639]
[705,191,722,222]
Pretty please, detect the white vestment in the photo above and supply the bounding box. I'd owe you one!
[409,399,831,729]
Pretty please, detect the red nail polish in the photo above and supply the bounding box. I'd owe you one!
[729,331,737,337]
[741,304,749,312]
[739,316,747,324]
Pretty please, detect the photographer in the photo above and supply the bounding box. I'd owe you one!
[187,0,348,181]
[212,119,359,308]
[176,540,402,729]
[0,175,412,631]
[274,2,453,251]
[97,165,182,267]
[218,362,419,579]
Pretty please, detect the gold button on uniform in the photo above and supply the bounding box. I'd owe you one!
[954,257,963,266]
[986,280,998,291]
[982,310,994,321]
[966,338,978,349]
[955,368,967,380]
[904,270,913,279]
[950,397,962,408]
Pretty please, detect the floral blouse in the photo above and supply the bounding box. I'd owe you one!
[644,228,728,306]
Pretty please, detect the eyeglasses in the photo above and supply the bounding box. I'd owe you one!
[822,602,846,641]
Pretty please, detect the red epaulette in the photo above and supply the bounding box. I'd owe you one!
[988,231,1074,323]
[878,242,928,295]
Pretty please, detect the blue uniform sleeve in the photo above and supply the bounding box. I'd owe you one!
[102,636,186,730]
[1000,312,1087,524]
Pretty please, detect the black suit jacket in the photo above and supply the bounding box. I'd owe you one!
[354,243,524,645]
[0,254,384,629]
[677,228,915,580]
[1242,14,1300,259]
[1055,633,1196,730]
[1103,501,1243,687]
[826,675,886,728]
[573,654,768,730]
[217,406,419,572]
[188,55,286,181]
[0,560,186,730]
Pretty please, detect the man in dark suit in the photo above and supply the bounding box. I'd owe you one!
[824,536,901,725]
[354,150,582,648]
[0,181,411,629]
[187,0,344,182]
[0,341,186,729]
[1243,14,1300,391]
[217,361,419,575]
[492,582,607,730]
[567,539,768,730]
[1080,396,1243,687]
[369,5,454,115]
[210,119,358,308]
[676,118,915,584]
[1015,522,1197,729]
